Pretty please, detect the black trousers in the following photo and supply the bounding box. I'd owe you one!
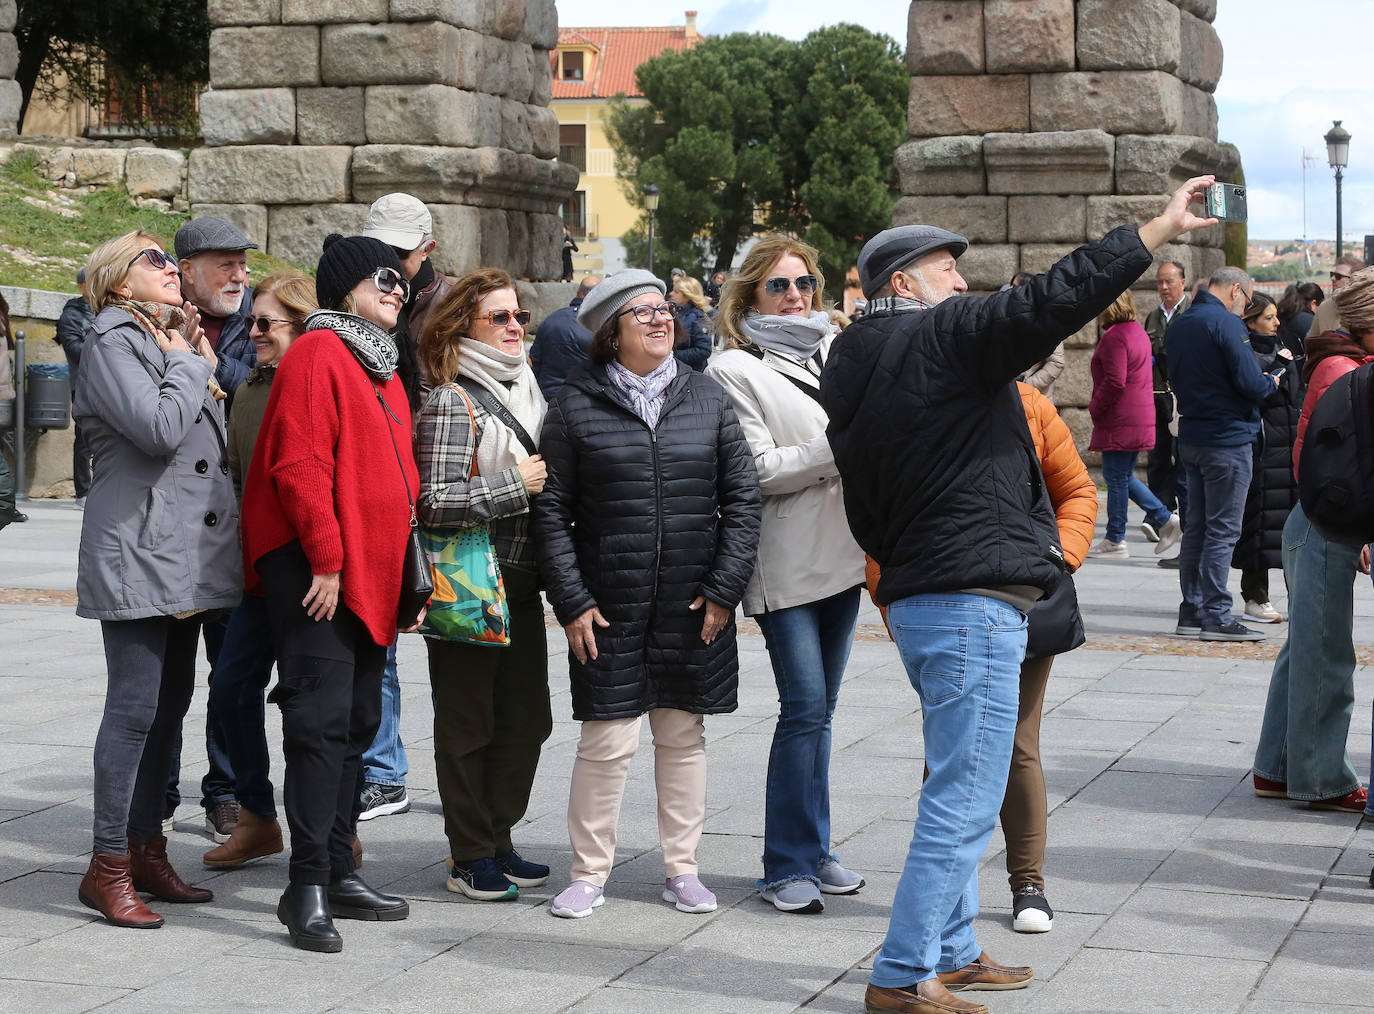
[1146,392,1178,511]
[426,566,552,862]
[258,542,387,886]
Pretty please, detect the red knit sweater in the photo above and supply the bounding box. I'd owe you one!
[241,328,418,646]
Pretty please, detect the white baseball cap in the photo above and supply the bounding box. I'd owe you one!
[362,193,433,250]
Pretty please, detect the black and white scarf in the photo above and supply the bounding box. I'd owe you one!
[305,309,398,381]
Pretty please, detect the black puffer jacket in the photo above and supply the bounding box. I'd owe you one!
[822,226,1153,605]
[1233,331,1302,573]
[532,362,762,721]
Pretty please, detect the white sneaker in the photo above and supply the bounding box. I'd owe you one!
[1153,515,1183,555]
[1087,539,1129,559]
[1243,600,1283,624]
[1139,521,1160,543]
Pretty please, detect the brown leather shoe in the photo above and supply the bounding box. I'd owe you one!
[78,852,164,928]
[937,950,1033,991]
[203,809,284,868]
[130,835,213,903]
[352,834,363,870]
[864,980,988,1014]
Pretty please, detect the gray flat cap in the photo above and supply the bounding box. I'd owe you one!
[174,217,259,260]
[577,269,664,334]
[858,225,968,299]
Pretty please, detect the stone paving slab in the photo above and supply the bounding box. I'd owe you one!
[4,497,1374,1013]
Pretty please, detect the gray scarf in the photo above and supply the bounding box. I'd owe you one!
[305,309,398,381]
[607,356,678,429]
[738,310,833,360]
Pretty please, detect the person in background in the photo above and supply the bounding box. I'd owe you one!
[703,270,726,307]
[56,267,96,507]
[0,295,25,525]
[708,235,866,915]
[241,234,422,951]
[1087,289,1181,560]
[1308,256,1366,337]
[668,275,713,372]
[74,229,240,928]
[201,271,318,872]
[561,228,578,283]
[1231,292,1300,626]
[1276,282,1322,350]
[531,275,600,400]
[1144,260,1190,531]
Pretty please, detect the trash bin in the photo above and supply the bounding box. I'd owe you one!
[25,362,70,430]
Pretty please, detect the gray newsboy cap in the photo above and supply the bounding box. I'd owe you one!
[174,217,259,260]
[577,268,665,334]
[857,225,968,299]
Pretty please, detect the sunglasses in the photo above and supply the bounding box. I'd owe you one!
[763,274,818,296]
[248,315,291,333]
[477,309,532,327]
[1332,271,1352,281]
[128,248,177,270]
[616,302,679,324]
[371,267,411,302]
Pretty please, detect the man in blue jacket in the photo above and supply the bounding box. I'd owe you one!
[1166,266,1279,642]
[531,275,600,400]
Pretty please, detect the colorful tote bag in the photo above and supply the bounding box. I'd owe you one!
[418,386,510,646]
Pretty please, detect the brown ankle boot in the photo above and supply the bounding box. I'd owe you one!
[203,809,284,869]
[130,835,213,903]
[79,852,164,928]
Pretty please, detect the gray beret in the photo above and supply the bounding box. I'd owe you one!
[577,268,665,334]
[857,225,968,299]
[174,217,259,260]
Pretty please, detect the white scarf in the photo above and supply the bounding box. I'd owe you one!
[738,310,833,360]
[456,337,546,477]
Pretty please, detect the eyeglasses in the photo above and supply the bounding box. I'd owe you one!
[476,309,532,327]
[248,315,291,333]
[371,267,411,302]
[763,274,818,296]
[1332,271,1352,282]
[127,248,177,270]
[616,302,679,324]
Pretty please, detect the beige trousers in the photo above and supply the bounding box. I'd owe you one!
[567,708,707,886]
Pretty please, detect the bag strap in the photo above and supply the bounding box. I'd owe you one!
[442,383,481,479]
[456,377,537,456]
[741,343,825,408]
[374,384,418,528]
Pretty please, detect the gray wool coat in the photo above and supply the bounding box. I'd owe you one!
[73,307,243,620]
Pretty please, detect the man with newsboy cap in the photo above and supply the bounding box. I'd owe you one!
[822,177,1220,1014]
[174,216,259,400]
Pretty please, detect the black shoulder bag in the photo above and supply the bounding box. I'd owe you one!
[375,386,433,627]
[741,343,825,407]
[456,377,537,455]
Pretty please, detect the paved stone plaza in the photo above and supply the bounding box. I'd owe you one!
[2,498,1373,1013]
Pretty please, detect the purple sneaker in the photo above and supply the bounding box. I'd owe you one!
[550,880,604,919]
[663,874,717,913]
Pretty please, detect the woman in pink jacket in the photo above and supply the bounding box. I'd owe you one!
[1088,290,1180,559]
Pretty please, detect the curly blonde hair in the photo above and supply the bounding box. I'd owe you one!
[716,235,824,350]
[84,230,166,311]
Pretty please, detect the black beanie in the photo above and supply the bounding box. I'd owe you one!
[315,233,405,311]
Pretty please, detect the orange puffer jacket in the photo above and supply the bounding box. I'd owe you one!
[865,382,1097,610]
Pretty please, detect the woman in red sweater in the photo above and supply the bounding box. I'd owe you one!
[241,234,424,952]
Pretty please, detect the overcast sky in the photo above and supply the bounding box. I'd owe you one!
[555,0,1374,241]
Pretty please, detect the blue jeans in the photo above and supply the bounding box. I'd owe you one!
[1177,442,1252,629]
[1253,504,1361,800]
[872,593,1026,988]
[206,595,277,818]
[755,586,862,889]
[1100,450,1172,543]
[362,642,407,786]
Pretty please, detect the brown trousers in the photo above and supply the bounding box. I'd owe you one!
[999,654,1055,889]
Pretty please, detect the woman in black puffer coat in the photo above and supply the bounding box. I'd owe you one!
[1233,292,1302,624]
[533,269,761,921]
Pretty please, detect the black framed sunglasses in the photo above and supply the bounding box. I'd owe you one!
[477,309,532,327]
[1332,270,1352,282]
[248,315,291,333]
[127,248,177,270]
[616,302,679,324]
[763,274,818,296]
[371,267,411,302]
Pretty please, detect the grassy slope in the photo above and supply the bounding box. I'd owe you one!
[0,151,301,293]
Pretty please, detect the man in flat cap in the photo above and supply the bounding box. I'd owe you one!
[175,216,258,400]
[822,178,1219,1014]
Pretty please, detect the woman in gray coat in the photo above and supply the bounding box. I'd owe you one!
[73,230,243,929]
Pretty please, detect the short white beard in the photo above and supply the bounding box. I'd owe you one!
[908,265,955,306]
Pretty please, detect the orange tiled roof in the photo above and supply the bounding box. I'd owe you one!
[551,25,700,100]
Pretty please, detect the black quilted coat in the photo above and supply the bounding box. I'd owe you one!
[532,362,762,722]
[822,226,1153,605]
[1232,330,1302,574]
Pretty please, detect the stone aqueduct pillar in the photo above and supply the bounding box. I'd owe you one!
[187,0,578,280]
[0,0,17,133]
[897,0,1238,448]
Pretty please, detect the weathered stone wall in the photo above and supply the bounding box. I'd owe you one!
[0,0,18,133]
[899,0,1238,457]
[191,0,578,280]
[7,140,190,210]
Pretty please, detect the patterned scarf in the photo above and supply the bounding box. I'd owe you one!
[865,294,932,316]
[110,298,226,401]
[607,355,678,430]
[305,309,398,381]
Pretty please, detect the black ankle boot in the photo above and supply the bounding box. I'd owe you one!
[277,883,343,952]
[327,873,409,921]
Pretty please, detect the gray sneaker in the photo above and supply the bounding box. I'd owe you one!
[816,860,865,895]
[761,880,824,913]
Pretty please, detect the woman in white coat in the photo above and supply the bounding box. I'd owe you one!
[706,235,867,913]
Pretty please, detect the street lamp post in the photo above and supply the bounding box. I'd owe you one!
[643,183,660,276]
[1326,120,1351,260]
